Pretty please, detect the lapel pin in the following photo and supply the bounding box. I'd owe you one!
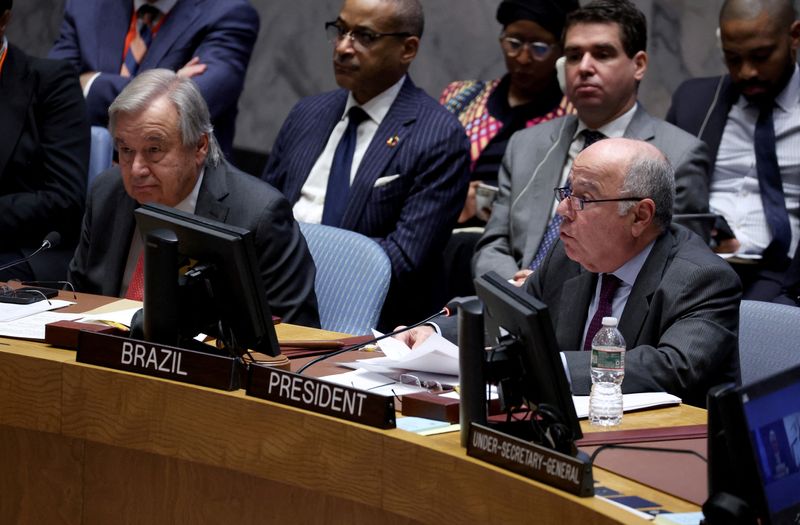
[386,135,399,147]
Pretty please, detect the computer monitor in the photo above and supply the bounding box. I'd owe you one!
[133,203,280,358]
[706,363,800,524]
[473,271,583,451]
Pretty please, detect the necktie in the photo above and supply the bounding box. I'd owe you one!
[121,5,159,77]
[583,273,622,350]
[529,130,607,271]
[322,106,369,227]
[754,103,791,257]
[125,252,145,301]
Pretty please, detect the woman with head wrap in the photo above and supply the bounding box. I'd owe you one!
[440,0,578,296]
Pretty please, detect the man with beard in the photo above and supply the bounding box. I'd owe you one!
[262,0,469,330]
[667,0,800,300]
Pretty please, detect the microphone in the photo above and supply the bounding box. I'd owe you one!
[295,304,459,375]
[0,232,63,273]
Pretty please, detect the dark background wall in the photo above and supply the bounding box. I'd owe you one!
[9,0,729,156]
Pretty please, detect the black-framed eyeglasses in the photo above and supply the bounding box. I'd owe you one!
[499,35,556,60]
[325,21,412,49]
[554,186,645,211]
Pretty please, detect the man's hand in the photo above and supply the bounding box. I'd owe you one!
[392,324,436,348]
[512,269,532,287]
[177,56,207,78]
[714,236,741,254]
[458,180,482,224]
[79,71,97,90]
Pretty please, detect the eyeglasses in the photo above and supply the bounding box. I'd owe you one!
[398,373,456,394]
[325,21,412,49]
[554,186,645,211]
[499,36,556,60]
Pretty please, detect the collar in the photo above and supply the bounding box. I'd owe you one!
[774,64,799,114]
[134,0,177,15]
[574,103,638,139]
[610,237,656,286]
[343,75,406,126]
[174,167,204,213]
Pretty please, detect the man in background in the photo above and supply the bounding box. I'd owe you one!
[262,0,469,329]
[474,0,711,286]
[48,0,258,157]
[0,0,89,281]
[667,0,800,300]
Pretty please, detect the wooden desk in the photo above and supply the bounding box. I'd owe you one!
[0,321,703,524]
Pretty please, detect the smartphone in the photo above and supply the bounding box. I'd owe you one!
[0,286,60,305]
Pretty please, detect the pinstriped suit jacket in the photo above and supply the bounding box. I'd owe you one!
[530,225,741,407]
[262,77,470,327]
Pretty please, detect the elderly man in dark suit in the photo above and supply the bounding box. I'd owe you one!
[666,0,800,301]
[0,0,89,281]
[400,138,741,407]
[68,69,319,327]
[262,0,470,330]
[48,0,258,157]
[474,0,711,287]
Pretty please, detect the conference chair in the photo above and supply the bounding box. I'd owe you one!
[738,300,800,386]
[88,126,114,187]
[298,222,391,335]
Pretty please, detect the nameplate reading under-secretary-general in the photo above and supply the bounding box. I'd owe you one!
[247,365,396,429]
[468,423,594,497]
[76,331,241,391]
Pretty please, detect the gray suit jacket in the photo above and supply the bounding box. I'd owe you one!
[474,106,711,279]
[529,225,740,406]
[68,160,320,327]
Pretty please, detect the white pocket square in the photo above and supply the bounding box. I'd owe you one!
[373,174,401,188]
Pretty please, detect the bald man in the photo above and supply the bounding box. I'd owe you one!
[402,139,741,406]
[667,0,800,301]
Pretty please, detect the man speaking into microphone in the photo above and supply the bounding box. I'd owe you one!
[67,69,320,327]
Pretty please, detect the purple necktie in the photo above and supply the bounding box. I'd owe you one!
[583,273,622,350]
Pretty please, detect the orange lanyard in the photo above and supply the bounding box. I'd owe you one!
[0,45,7,76]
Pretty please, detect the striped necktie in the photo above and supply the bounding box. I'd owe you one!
[121,5,160,78]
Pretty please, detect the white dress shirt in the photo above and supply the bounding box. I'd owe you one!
[710,65,800,256]
[292,76,406,224]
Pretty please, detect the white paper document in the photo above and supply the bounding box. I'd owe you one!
[0,311,84,340]
[78,307,141,329]
[0,299,75,323]
[572,392,681,419]
[320,368,430,397]
[358,330,460,375]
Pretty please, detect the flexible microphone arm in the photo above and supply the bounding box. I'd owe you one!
[0,232,62,273]
[295,300,463,375]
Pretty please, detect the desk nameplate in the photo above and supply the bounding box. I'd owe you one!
[467,423,594,497]
[247,365,396,429]
[76,331,241,391]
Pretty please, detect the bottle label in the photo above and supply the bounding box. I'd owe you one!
[591,347,624,370]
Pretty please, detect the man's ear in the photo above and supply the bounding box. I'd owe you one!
[630,198,655,237]
[400,36,419,65]
[632,50,648,82]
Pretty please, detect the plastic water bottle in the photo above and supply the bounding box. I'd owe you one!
[589,317,625,426]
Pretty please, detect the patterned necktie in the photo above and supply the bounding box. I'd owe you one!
[121,5,159,77]
[125,252,145,301]
[529,129,607,271]
[754,103,791,257]
[583,273,622,350]
[322,106,369,227]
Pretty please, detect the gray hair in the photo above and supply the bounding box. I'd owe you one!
[108,69,221,167]
[618,154,675,230]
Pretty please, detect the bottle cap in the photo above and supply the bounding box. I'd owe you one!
[601,317,618,326]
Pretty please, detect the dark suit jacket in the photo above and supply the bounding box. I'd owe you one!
[0,44,89,280]
[529,225,741,407]
[665,75,738,173]
[68,160,320,327]
[48,0,259,156]
[262,77,470,328]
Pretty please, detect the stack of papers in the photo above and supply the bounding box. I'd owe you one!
[354,330,460,375]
